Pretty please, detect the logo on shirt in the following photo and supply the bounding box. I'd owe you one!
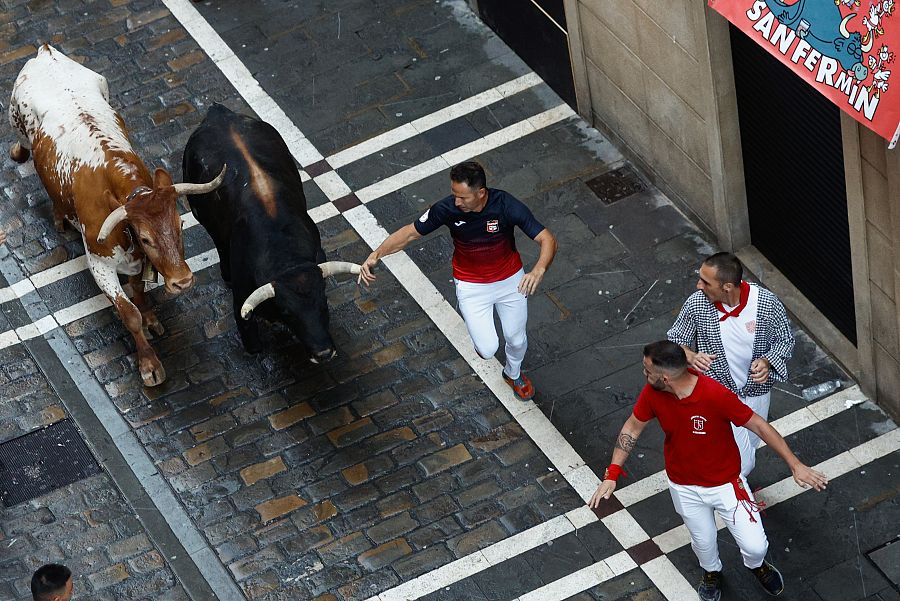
[419,209,429,223]
[745,320,757,334]
[486,219,499,233]
[691,415,707,435]
[454,220,466,227]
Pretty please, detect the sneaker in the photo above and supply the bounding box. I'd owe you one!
[503,372,535,400]
[697,570,722,601]
[750,561,784,596]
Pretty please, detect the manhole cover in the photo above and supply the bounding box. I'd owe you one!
[585,165,646,205]
[0,419,100,507]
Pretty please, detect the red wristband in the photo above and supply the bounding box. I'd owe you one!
[604,464,626,481]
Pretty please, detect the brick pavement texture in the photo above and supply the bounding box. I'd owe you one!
[0,345,187,601]
[1,1,898,601]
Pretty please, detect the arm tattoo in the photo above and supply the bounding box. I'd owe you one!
[615,433,638,453]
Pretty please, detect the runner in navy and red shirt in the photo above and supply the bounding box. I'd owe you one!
[589,341,827,601]
[359,161,557,400]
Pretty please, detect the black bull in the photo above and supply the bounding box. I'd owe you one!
[183,104,358,361]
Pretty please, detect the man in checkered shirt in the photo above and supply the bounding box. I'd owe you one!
[668,252,794,477]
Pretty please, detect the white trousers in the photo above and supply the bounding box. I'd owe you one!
[454,268,528,380]
[732,391,771,477]
[669,477,769,572]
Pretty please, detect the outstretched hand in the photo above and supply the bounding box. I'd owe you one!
[791,463,828,491]
[588,480,617,508]
[358,252,378,286]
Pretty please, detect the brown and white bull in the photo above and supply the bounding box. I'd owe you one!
[8,44,224,386]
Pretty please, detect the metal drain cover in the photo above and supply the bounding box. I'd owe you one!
[0,419,100,507]
[585,165,646,205]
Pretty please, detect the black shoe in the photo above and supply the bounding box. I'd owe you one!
[750,561,784,596]
[697,570,722,601]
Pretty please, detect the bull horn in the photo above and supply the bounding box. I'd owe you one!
[97,205,129,243]
[839,13,854,38]
[241,283,275,319]
[318,261,362,278]
[861,31,873,53]
[173,164,227,196]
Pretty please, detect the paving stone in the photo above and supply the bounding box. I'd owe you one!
[326,417,380,447]
[183,436,229,466]
[366,511,419,544]
[86,563,130,590]
[240,456,288,486]
[256,494,307,523]
[417,443,473,476]
[358,538,413,572]
[216,535,260,564]
[318,531,372,565]
[229,546,284,581]
[106,533,153,562]
[392,545,454,580]
[283,525,335,555]
[375,490,417,519]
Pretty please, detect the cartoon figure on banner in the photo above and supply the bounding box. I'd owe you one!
[862,0,895,42]
[867,43,895,95]
[763,0,874,79]
[837,0,861,9]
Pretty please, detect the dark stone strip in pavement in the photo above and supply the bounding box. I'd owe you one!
[0,256,242,601]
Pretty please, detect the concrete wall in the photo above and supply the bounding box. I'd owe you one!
[851,124,900,418]
[566,0,717,233]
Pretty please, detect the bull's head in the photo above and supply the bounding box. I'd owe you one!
[97,166,226,295]
[240,261,361,363]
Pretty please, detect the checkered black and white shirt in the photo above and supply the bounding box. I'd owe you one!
[667,283,794,398]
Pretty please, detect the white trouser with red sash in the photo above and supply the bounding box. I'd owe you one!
[732,391,771,477]
[454,268,528,380]
[668,476,769,572]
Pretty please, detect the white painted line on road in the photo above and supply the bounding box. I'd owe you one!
[517,552,629,601]
[329,72,543,170]
[15,315,58,340]
[479,514,573,565]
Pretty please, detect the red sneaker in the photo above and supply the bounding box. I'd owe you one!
[503,372,535,400]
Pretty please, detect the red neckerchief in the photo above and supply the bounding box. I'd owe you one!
[714,281,750,322]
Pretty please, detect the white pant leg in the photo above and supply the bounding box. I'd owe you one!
[713,476,769,569]
[493,269,528,379]
[455,279,500,361]
[669,481,723,572]
[732,392,771,477]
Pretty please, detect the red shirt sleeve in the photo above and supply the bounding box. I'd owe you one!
[633,386,655,422]
[722,389,753,426]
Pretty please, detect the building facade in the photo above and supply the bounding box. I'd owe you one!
[470,0,900,418]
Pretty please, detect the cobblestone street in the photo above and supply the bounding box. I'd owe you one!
[0,1,898,601]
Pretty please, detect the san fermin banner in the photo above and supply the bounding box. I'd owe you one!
[710,0,900,148]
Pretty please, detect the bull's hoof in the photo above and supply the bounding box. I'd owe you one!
[146,318,165,337]
[10,143,30,163]
[140,362,166,387]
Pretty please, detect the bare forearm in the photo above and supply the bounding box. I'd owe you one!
[372,224,420,260]
[533,230,557,272]
[748,417,800,469]
[610,429,640,467]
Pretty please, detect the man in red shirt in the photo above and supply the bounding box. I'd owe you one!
[358,161,557,400]
[589,341,827,601]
